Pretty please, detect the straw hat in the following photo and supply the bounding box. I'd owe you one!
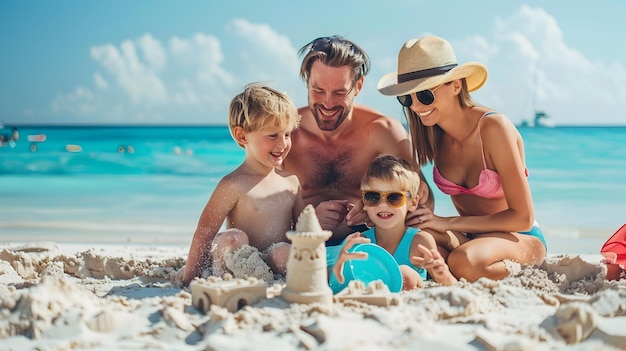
[377,35,488,96]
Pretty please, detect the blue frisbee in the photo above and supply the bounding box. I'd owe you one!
[328,243,403,293]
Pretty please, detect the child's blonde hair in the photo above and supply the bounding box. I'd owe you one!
[228,83,300,147]
[362,154,421,199]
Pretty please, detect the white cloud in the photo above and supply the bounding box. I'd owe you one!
[51,86,96,115]
[54,31,240,123]
[172,79,200,106]
[90,36,168,106]
[138,33,166,70]
[60,23,301,124]
[94,72,108,89]
[228,19,301,96]
[457,35,498,63]
[462,5,626,125]
[169,32,234,103]
[48,8,624,125]
[229,18,298,66]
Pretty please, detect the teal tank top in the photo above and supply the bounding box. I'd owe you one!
[362,227,427,280]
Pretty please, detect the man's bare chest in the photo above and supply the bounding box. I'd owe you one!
[296,143,366,193]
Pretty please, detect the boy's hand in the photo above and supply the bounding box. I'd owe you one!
[332,232,371,284]
[172,265,188,286]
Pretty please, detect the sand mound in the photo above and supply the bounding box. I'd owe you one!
[1,244,625,351]
[225,244,274,282]
[0,247,185,282]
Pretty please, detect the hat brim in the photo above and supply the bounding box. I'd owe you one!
[377,62,488,96]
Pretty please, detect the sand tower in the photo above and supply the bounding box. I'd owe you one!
[281,205,333,305]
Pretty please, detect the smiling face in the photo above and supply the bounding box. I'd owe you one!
[234,124,295,172]
[409,81,456,127]
[361,178,417,231]
[245,128,293,168]
[307,61,363,131]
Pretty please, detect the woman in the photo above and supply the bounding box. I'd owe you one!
[376,35,547,282]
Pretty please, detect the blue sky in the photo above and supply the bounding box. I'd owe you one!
[1,0,625,126]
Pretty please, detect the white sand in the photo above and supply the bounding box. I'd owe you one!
[1,241,625,351]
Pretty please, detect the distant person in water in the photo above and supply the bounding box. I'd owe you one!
[178,83,304,285]
[0,127,19,147]
[118,145,135,154]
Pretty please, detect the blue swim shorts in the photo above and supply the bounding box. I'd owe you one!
[465,222,547,249]
[519,222,547,249]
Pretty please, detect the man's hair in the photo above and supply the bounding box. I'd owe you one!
[228,83,300,147]
[298,35,370,84]
[362,154,421,198]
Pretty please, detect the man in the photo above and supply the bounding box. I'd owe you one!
[283,36,433,243]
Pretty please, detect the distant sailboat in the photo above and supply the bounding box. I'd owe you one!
[533,111,555,128]
[518,111,556,128]
[518,62,556,128]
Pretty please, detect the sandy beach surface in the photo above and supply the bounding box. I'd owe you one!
[1,241,625,351]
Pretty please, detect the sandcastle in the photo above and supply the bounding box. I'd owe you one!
[190,204,397,312]
[281,204,334,305]
[190,274,268,313]
[333,280,400,307]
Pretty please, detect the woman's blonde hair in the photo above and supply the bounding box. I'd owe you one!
[228,83,301,147]
[405,79,477,165]
[362,154,420,199]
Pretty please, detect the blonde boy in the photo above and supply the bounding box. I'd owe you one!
[180,83,304,285]
[333,155,456,290]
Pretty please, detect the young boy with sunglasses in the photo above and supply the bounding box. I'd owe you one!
[178,83,305,285]
[331,154,457,290]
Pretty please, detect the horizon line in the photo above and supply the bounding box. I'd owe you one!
[4,123,626,129]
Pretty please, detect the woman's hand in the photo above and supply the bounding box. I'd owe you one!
[406,206,449,233]
[331,232,371,284]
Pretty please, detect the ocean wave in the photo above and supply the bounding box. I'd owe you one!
[0,149,240,176]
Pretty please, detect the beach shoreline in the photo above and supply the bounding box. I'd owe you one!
[1,240,625,351]
[1,222,615,254]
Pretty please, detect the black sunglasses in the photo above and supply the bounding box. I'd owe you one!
[310,36,338,54]
[396,82,451,107]
[309,36,365,79]
[362,190,411,208]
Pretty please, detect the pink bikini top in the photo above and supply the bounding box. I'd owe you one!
[433,112,526,199]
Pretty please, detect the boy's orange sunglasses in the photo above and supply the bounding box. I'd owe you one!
[362,190,411,208]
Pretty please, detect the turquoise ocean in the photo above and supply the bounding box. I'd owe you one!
[1,125,625,255]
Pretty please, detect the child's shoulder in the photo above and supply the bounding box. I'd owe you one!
[217,167,251,189]
[275,167,301,184]
[275,166,296,177]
